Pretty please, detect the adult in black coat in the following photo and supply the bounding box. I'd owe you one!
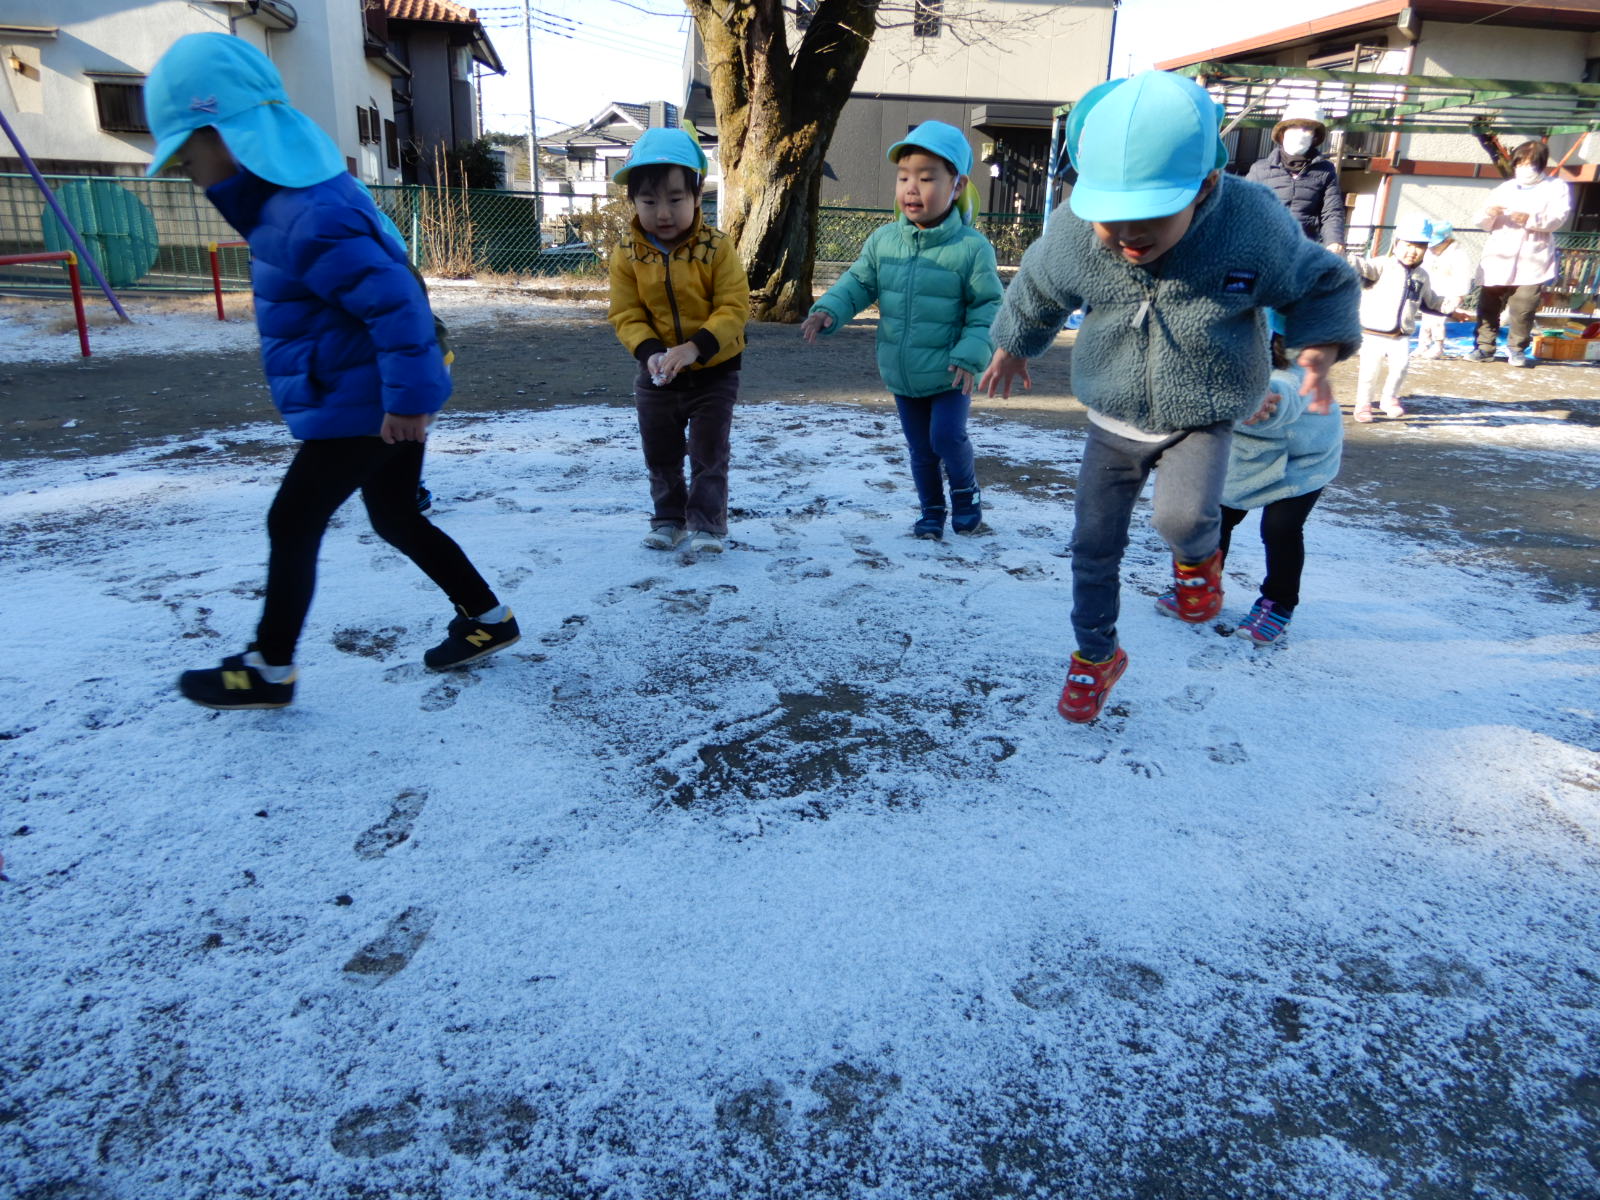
[1246,101,1346,256]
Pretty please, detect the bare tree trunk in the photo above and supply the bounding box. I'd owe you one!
[688,0,880,322]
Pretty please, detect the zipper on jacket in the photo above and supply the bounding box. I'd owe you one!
[662,242,685,345]
[900,228,921,389]
[1138,271,1158,420]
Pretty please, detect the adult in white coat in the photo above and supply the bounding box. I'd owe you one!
[1469,141,1573,367]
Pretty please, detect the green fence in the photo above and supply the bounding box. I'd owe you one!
[816,207,1045,267]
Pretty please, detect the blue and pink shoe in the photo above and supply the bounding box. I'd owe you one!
[1235,597,1292,646]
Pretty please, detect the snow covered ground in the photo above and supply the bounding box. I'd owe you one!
[3,395,1598,1198]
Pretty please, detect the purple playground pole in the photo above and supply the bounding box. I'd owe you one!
[0,106,132,322]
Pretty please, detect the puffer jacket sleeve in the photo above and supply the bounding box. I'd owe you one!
[991,219,1084,358]
[949,236,1002,376]
[608,243,666,363]
[811,229,882,332]
[287,203,449,417]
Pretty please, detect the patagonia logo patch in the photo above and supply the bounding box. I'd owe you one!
[1221,269,1258,294]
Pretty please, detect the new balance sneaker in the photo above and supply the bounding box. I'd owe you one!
[1058,648,1129,724]
[424,606,520,670]
[642,524,687,550]
[912,505,946,540]
[1235,597,1292,646]
[686,530,725,554]
[1155,549,1223,623]
[950,487,984,535]
[178,652,296,710]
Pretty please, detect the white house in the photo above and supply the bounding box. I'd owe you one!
[0,0,496,186]
[537,100,679,219]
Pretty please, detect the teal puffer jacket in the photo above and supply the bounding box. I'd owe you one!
[811,207,1002,398]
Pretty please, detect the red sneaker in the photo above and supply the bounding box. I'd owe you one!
[1157,548,1223,623]
[1058,648,1129,723]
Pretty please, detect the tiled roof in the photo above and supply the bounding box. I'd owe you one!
[384,0,479,24]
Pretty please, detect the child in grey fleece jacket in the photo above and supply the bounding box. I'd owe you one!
[979,71,1362,723]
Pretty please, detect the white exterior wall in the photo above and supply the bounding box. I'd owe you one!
[851,0,1114,105]
[0,0,398,182]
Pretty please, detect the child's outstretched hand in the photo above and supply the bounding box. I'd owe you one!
[979,347,1032,398]
[1242,389,1281,425]
[1297,344,1338,413]
[648,343,700,385]
[382,413,430,443]
[800,312,833,344]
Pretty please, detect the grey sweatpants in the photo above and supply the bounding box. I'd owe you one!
[1070,420,1233,661]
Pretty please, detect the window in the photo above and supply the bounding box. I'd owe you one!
[913,0,942,38]
[357,105,372,144]
[795,0,817,29]
[93,81,148,133]
[385,119,399,170]
[358,105,382,145]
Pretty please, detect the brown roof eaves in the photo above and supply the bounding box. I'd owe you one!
[1156,0,1600,70]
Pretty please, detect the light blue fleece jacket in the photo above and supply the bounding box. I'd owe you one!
[1223,366,1343,509]
[991,173,1363,433]
[810,205,1003,398]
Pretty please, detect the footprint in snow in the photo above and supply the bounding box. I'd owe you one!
[540,614,589,645]
[353,789,427,860]
[342,906,435,986]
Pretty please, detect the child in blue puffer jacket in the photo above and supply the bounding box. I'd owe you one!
[801,121,1003,539]
[146,34,518,710]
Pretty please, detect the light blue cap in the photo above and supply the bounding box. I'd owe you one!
[1066,71,1229,223]
[1427,220,1454,246]
[886,120,972,176]
[611,127,708,186]
[1393,214,1432,245]
[144,33,345,187]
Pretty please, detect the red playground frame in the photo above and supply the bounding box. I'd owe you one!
[0,250,91,357]
[209,240,250,321]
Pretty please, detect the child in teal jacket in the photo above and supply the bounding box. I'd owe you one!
[801,121,1003,538]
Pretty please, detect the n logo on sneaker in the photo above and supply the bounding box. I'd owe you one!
[222,670,251,690]
[466,628,493,647]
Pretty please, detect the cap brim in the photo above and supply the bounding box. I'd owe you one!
[215,104,345,188]
[1069,180,1201,223]
[145,131,188,178]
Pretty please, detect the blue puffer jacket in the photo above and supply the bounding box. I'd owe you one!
[810,205,1002,398]
[205,169,450,439]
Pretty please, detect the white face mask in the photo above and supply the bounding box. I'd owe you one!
[1281,128,1315,157]
[1514,165,1542,185]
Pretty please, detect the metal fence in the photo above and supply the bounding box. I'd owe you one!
[816,207,1045,267]
[1350,224,1600,305]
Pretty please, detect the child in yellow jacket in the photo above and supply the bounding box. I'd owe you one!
[607,128,749,554]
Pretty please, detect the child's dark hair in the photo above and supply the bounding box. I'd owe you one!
[1270,332,1290,370]
[625,162,702,200]
[1509,140,1549,171]
[893,146,960,177]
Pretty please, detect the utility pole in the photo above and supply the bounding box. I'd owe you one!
[523,0,542,234]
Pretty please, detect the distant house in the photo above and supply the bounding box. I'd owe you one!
[1156,0,1600,237]
[382,0,505,185]
[0,0,501,187]
[538,100,680,219]
[683,1,1118,214]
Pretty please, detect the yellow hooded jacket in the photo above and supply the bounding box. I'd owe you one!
[608,212,749,372]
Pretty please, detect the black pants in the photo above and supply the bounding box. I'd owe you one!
[634,367,738,535]
[1475,283,1541,356]
[255,437,498,665]
[1219,488,1323,613]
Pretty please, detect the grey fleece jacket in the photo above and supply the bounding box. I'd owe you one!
[992,173,1363,434]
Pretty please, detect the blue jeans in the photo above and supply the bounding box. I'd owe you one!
[894,389,976,510]
[1071,420,1232,661]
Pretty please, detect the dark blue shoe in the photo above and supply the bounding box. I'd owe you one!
[951,486,984,534]
[179,652,296,710]
[912,505,946,539]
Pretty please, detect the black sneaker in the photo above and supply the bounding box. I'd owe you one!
[424,607,520,670]
[178,653,296,710]
[416,483,433,513]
